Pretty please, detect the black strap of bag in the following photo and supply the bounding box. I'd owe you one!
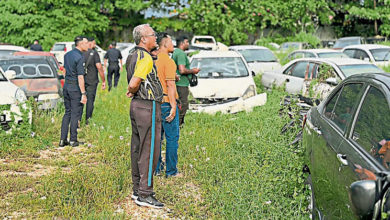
[186,74,198,87]
[84,50,95,76]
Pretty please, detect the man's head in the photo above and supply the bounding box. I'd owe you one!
[74,36,89,52]
[34,40,39,45]
[133,24,157,52]
[177,35,189,51]
[87,37,96,49]
[111,41,117,48]
[157,32,174,53]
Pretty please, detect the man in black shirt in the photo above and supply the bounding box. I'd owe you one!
[81,37,106,124]
[30,40,43,51]
[59,36,89,147]
[104,42,123,91]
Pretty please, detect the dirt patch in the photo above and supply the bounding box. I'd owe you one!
[0,164,56,177]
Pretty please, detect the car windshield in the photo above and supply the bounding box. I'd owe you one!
[339,64,384,77]
[333,38,360,48]
[194,38,215,44]
[318,52,349,58]
[191,57,249,78]
[0,50,17,57]
[369,48,390,61]
[0,59,55,79]
[237,49,277,62]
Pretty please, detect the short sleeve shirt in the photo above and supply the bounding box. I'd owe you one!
[156,53,179,103]
[83,49,101,85]
[172,48,190,87]
[64,48,85,91]
[126,47,163,102]
[104,48,122,64]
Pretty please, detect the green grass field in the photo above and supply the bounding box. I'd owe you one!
[0,73,309,219]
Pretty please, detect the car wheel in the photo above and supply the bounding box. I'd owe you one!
[306,174,319,220]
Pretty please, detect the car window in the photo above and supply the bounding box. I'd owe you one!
[52,44,65,51]
[293,52,304,59]
[190,57,249,78]
[283,63,295,75]
[8,65,21,75]
[306,62,317,79]
[23,65,36,76]
[343,49,356,58]
[369,48,390,61]
[324,83,363,132]
[354,50,369,60]
[37,65,53,76]
[305,52,316,58]
[291,61,308,78]
[352,86,390,169]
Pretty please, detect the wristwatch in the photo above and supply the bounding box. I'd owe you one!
[82,92,87,96]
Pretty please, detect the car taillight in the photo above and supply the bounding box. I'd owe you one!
[64,47,67,52]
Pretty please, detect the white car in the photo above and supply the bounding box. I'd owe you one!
[286,49,348,60]
[229,45,281,75]
[0,45,29,57]
[50,42,106,64]
[189,51,266,114]
[261,58,385,99]
[190,35,218,51]
[117,42,135,63]
[0,68,31,131]
[342,44,390,67]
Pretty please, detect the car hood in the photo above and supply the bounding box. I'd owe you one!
[0,81,19,104]
[248,62,282,74]
[11,78,59,97]
[189,77,255,99]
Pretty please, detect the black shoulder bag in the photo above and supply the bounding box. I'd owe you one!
[186,74,198,87]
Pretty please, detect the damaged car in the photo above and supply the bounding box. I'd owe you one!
[0,56,63,110]
[0,68,31,131]
[188,51,266,114]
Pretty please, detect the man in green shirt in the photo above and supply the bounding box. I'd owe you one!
[172,35,200,126]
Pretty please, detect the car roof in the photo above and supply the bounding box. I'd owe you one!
[292,49,341,53]
[346,72,390,88]
[337,36,362,40]
[0,45,29,51]
[14,51,55,57]
[229,45,270,50]
[192,50,242,58]
[0,55,50,61]
[343,44,390,50]
[291,57,373,66]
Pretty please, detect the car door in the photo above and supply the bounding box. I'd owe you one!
[284,61,309,94]
[335,82,390,218]
[310,82,365,219]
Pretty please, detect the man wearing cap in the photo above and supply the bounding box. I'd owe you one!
[154,32,181,178]
[59,36,89,147]
[104,41,123,91]
[80,37,106,125]
[126,24,164,208]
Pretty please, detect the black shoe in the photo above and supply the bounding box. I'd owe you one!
[108,86,112,91]
[135,195,164,209]
[59,140,69,147]
[131,191,138,200]
[69,141,84,147]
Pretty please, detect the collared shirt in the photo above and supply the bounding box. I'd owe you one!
[64,48,85,91]
[83,48,101,85]
[172,48,190,87]
[126,46,163,102]
[155,52,179,103]
[104,48,122,64]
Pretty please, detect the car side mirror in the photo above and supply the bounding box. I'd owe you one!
[350,180,377,216]
[252,71,256,77]
[58,74,65,80]
[4,70,16,80]
[325,77,339,85]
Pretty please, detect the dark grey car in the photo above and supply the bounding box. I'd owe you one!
[303,73,390,219]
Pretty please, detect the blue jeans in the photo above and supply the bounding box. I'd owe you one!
[156,103,180,176]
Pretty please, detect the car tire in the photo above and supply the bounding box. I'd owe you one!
[306,174,319,220]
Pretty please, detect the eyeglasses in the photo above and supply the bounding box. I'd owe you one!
[144,33,156,38]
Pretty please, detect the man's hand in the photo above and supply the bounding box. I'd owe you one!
[101,82,106,90]
[120,66,123,73]
[81,95,87,104]
[175,74,180,82]
[192,68,200,74]
[165,107,176,122]
[126,91,134,98]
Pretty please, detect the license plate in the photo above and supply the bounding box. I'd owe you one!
[0,114,5,123]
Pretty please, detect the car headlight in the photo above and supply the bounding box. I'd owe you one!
[15,88,27,103]
[242,85,256,100]
[38,93,60,101]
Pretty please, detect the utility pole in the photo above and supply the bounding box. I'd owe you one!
[374,0,378,35]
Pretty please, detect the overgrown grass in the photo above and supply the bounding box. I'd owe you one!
[0,71,309,218]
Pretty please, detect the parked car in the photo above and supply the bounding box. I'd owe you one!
[0,45,29,57]
[366,36,387,44]
[117,42,135,63]
[188,51,266,114]
[229,45,281,75]
[280,42,313,52]
[0,68,31,131]
[190,35,218,51]
[0,56,63,110]
[261,58,384,99]
[302,72,390,219]
[343,44,390,67]
[13,51,66,87]
[50,42,106,64]
[333,36,365,50]
[286,49,348,61]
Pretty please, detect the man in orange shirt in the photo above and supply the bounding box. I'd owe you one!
[155,33,181,178]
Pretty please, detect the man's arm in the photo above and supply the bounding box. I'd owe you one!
[103,59,107,71]
[119,59,123,72]
[178,65,200,75]
[127,77,142,96]
[78,75,87,104]
[96,63,106,90]
[166,80,177,122]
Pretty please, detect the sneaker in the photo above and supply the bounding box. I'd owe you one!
[131,191,138,200]
[166,172,183,178]
[135,195,164,209]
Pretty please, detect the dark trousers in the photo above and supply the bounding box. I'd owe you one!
[80,84,98,123]
[60,87,82,141]
[107,64,120,89]
[130,98,161,197]
[177,86,189,126]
